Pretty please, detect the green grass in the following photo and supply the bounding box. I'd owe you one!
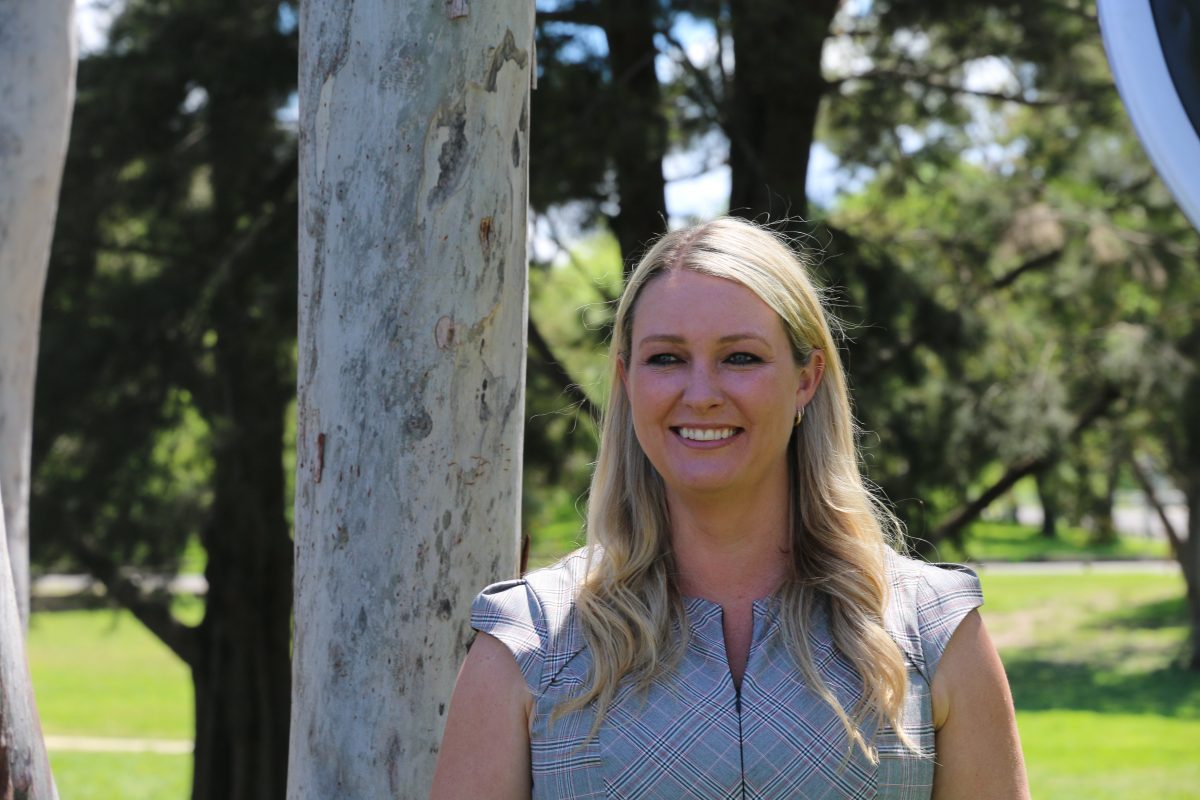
[1019,711,1200,799]
[29,608,193,799]
[28,609,193,740]
[978,571,1200,798]
[935,520,1171,563]
[47,751,191,800]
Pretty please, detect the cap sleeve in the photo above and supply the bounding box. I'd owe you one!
[471,579,547,695]
[914,562,983,682]
[884,551,984,685]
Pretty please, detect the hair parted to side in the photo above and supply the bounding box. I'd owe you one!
[558,216,913,761]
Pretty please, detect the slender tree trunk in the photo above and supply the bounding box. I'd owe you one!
[602,0,668,270]
[727,0,838,221]
[1188,537,1200,671]
[1184,477,1200,670]
[1173,339,1200,669]
[183,29,298,797]
[1129,455,1198,668]
[289,3,533,796]
[1036,468,1058,539]
[0,0,77,628]
[0,488,56,799]
[1089,457,1120,546]
[191,319,293,800]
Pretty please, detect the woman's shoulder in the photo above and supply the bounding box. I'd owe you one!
[884,547,982,600]
[882,548,984,683]
[470,547,592,695]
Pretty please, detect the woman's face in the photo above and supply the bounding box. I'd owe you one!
[620,270,823,503]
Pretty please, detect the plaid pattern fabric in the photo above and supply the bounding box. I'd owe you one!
[471,548,982,799]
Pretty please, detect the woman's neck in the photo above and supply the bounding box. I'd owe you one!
[666,487,792,605]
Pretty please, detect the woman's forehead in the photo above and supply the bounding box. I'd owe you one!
[630,271,790,344]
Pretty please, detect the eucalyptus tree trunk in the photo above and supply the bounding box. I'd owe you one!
[0,0,77,628]
[0,488,56,799]
[289,3,533,796]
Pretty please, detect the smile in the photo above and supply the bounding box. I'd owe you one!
[675,427,739,442]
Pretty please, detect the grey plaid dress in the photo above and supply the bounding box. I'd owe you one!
[471,548,982,799]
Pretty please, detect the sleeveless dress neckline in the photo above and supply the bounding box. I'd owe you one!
[470,547,983,799]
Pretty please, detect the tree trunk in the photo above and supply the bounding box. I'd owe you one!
[289,3,533,796]
[1185,489,1195,671]
[0,0,77,628]
[191,315,293,800]
[0,487,56,799]
[1185,477,1200,671]
[602,0,668,270]
[1089,457,1120,546]
[1036,468,1058,539]
[727,0,838,222]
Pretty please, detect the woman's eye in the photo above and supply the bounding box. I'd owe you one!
[726,352,761,365]
[646,353,681,366]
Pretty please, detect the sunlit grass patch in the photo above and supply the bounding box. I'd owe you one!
[28,608,193,740]
[48,750,190,800]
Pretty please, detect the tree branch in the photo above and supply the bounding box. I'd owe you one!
[1128,455,1193,585]
[927,383,1121,546]
[527,317,599,422]
[543,214,619,305]
[71,541,199,667]
[660,29,772,201]
[830,68,1072,107]
[990,247,1064,290]
[537,6,604,28]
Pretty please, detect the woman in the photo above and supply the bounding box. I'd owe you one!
[431,217,1029,799]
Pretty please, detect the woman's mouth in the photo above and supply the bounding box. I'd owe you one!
[673,426,740,442]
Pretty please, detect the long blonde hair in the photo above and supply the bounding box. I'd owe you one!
[562,217,911,761]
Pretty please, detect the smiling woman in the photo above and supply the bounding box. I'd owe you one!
[430,217,1030,799]
[619,269,823,511]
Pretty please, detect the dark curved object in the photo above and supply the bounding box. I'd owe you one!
[1151,0,1200,140]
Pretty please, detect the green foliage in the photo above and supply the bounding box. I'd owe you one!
[34,0,298,579]
[523,231,622,546]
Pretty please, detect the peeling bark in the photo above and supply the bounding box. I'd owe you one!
[289,3,533,795]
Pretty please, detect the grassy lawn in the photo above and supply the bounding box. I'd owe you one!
[936,520,1171,563]
[978,570,1200,798]
[28,608,193,798]
[24,566,1196,799]
[47,752,191,800]
[28,609,193,740]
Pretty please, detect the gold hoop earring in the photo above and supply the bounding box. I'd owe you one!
[795,406,805,427]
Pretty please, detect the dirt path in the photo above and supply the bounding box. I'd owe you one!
[45,735,192,754]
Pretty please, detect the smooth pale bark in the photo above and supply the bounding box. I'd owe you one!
[0,488,57,799]
[0,0,77,627]
[290,3,533,797]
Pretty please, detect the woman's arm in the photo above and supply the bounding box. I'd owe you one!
[930,610,1030,800]
[429,632,533,800]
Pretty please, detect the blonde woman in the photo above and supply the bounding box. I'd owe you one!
[431,217,1029,799]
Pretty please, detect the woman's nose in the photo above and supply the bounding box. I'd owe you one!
[682,364,723,409]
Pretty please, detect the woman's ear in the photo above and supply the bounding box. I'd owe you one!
[617,353,629,392]
[796,349,825,406]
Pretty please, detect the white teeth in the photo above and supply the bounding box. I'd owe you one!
[677,427,736,441]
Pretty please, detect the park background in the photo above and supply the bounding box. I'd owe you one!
[11,0,1200,798]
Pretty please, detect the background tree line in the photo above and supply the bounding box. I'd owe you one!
[26,1,1199,798]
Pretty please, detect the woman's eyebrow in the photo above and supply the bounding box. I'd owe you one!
[636,333,771,347]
